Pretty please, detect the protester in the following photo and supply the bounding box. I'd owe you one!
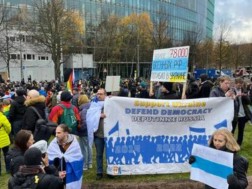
[9,88,27,136]
[185,74,199,99]
[198,74,214,98]
[22,89,46,133]
[189,129,248,189]
[77,94,92,170]
[209,76,235,98]
[93,88,107,180]
[231,78,252,145]
[0,101,11,175]
[47,124,83,188]
[48,91,80,133]
[6,130,34,176]
[8,147,64,189]
[159,82,179,99]
[72,87,80,107]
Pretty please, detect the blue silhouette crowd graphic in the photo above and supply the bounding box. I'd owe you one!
[105,134,211,165]
[105,119,227,165]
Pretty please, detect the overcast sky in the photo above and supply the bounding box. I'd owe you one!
[214,0,252,44]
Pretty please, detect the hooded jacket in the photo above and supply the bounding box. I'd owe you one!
[22,95,46,133]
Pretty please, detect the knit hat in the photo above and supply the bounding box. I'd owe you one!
[30,140,47,154]
[24,147,42,166]
[78,94,89,106]
[61,91,72,101]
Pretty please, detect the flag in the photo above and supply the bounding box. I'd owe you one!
[108,121,119,136]
[189,127,205,134]
[48,136,83,189]
[190,144,233,189]
[214,120,227,129]
[66,69,75,93]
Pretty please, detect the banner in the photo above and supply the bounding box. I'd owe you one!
[104,97,234,175]
[190,144,233,189]
[151,46,190,82]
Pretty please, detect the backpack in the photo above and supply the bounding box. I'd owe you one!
[58,104,77,133]
[31,107,57,142]
[9,173,44,189]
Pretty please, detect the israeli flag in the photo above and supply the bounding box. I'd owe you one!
[47,136,83,189]
[190,144,233,189]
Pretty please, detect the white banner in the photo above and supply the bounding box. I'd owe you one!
[104,97,234,175]
[190,144,233,189]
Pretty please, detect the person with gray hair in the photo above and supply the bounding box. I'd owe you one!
[22,89,46,133]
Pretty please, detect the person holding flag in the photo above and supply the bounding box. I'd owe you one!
[189,129,248,189]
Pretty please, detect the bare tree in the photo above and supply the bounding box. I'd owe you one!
[181,25,203,72]
[26,0,85,80]
[214,21,231,74]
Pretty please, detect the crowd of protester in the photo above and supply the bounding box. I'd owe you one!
[0,73,250,188]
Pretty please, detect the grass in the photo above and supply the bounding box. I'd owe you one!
[1,124,252,188]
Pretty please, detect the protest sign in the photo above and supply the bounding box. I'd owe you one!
[105,76,120,92]
[104,97,234,175]
[151,46,190,82]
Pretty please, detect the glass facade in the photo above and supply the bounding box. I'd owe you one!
[1,0,215,43]
[0,0,215,78]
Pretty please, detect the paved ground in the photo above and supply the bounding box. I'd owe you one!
[82,176,252,189]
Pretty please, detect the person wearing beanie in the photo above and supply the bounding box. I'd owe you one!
[22,89,46,133]
[9,88,27,136]
[8,147,64,189]
[77,94,92,170]
[48,91,80,133]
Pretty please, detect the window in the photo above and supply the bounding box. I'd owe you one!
[38,56,49,60]
[27,54,35,60]
[10,54,17,59]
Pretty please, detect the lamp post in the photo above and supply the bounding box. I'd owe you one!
[137,44,140,78]
[19,34,24,80]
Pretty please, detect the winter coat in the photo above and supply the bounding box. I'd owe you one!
[205,147,248,189]
[48,101,80,124]
[22,95,46,133]
[209,86,226,97]
[186,80,199,99]
[9,96,27,123]
[76,102,91,137]
[6,147,25,176]
[0,111,11,148]
[198,80,214,98]
[233,89,252,122]
[8,166,64,189]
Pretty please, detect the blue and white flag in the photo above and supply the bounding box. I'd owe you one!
[47,135,83,189]
[190,144,233,189]
[86,100,104,146]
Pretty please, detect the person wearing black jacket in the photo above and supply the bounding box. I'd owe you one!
[9,89,27,136]
[22,89,46,133]
[6,130,34,176]
[8,147,64,189]
[189,129,248,189]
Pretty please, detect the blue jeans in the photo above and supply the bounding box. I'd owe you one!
[79,136,92,168]
[94,136,105,174]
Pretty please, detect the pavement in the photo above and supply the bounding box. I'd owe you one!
[82,176,252,189]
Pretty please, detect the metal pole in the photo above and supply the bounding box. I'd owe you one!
[137,44,139,78]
